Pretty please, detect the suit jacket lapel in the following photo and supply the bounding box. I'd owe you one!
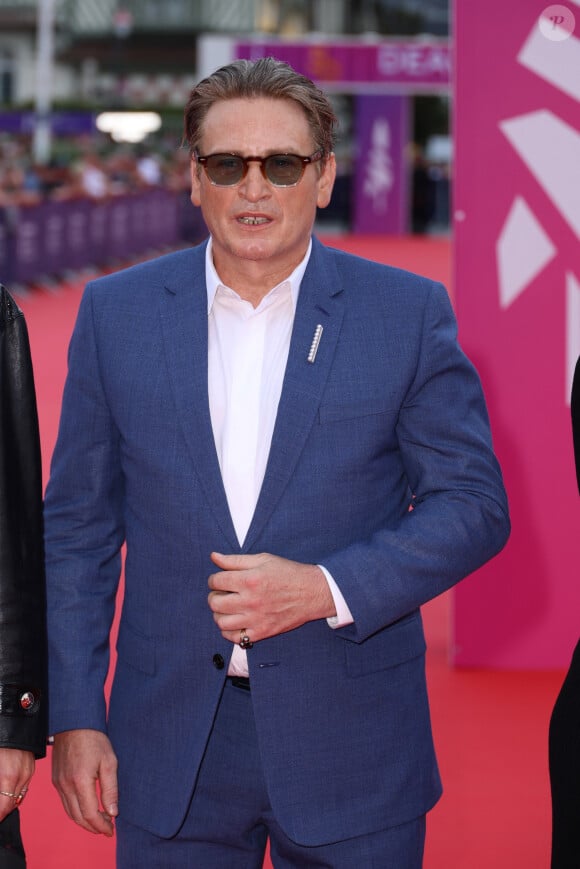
[160,242,239,549]
[244,239,345,550]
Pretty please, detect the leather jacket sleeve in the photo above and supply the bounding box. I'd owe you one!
[0,285,47,758]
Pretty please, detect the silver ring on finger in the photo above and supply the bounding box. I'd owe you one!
[239,629,253,650]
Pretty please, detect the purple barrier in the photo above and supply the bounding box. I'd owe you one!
[0,208,11,283]
[0,189,200,285]
[178,190,208,243]
[63,198,95,272]
[0,111,95,135]
[129,188,180,251]
[6,199,100,283]
[87,199,109,265]
[107,196,134,260]
[41,200,67,277]
[11,204,45,284]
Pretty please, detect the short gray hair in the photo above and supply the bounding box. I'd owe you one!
[183,57,337,158]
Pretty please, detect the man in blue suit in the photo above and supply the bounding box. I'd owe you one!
[45,58,510,867]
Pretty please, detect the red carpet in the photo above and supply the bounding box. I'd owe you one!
[14,236,563,867]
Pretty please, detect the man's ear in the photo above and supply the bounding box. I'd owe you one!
[316,152,337,210]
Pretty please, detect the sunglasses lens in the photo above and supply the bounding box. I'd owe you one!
[205,155,244,185]
[265,155,303,186]
[201,154,308,186]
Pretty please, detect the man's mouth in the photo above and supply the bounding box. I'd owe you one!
[237,216,270,225]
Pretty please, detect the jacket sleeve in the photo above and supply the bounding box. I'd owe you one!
[43,281,125,737]
[0,285,48,758]
[323,280,510,643]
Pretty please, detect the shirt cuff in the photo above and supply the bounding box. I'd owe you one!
[317,564,354,629]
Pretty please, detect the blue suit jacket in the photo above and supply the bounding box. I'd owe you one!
[45,237,510,844]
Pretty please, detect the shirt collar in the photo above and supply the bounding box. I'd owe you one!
[205,237,312,315]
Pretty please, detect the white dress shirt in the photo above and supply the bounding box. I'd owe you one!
[205,239,353,676]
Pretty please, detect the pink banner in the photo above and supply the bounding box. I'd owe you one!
[452,0,580,667]
[235,40,450,89]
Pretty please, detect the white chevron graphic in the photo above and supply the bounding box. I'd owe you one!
[496,197,556,308]
[518,18,580,101]
[500,110,580,240]
[496,8,580,408]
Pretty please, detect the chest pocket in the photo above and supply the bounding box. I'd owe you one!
[319,398,398,424]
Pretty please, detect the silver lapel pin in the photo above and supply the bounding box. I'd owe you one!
[307,324,324,364]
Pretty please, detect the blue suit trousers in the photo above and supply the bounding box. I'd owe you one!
[116,679,426,868]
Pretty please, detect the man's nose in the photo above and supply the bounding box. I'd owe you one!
[239,162,270,199]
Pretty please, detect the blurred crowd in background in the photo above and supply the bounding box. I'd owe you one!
[0,131,191,206]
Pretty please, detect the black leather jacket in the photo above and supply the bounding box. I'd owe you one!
[0,284,47,758]
[573,356,579,493]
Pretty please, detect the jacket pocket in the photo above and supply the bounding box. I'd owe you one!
[116,620,156,676]
[344,611,426,677]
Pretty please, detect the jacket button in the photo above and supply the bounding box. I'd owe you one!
[20,692,35,710]
[212,654,225,670]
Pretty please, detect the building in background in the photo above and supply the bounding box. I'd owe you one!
[0,0,448,107]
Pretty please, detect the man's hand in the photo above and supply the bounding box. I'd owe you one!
[0,748,34,821]
[208,552,336,645]
[52,728,118,837]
